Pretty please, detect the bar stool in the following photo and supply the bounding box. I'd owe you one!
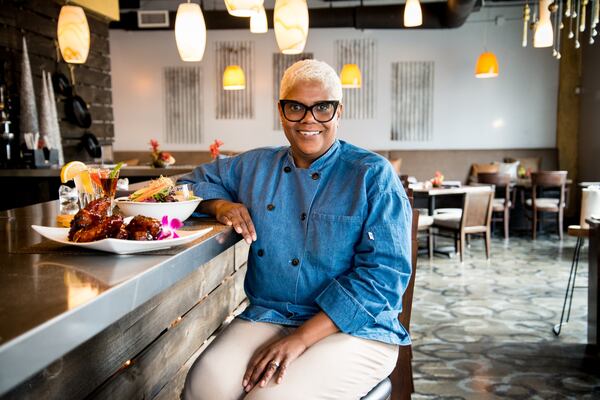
[553,187,600,335]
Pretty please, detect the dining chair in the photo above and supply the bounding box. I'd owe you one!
[553,187,600,335]
[526,171,568,240]
[432,186,494,262]
[361,189,419,400]
[417,212,434,259]
[477,172,512,239]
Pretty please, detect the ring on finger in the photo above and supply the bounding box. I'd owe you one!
[268,360,280,369]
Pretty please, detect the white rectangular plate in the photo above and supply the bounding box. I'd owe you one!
[31,225,213,255]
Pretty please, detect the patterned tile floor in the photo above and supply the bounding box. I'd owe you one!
[411,235,600,399]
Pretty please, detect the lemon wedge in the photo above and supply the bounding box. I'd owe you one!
[60,161,88,183]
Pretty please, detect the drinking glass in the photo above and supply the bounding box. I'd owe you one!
[58,185,79,215]
[73,169,96,209]
[98,168,119,215]
[174,184,192,201]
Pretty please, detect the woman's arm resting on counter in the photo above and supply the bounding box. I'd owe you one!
[243,311,339,392]
[199,199,256,244]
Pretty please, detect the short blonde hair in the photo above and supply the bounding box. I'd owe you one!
[280,59,343,101]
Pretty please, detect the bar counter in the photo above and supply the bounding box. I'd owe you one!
[0,200,249,399]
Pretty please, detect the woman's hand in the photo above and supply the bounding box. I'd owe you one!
[242,332,308,392]
[202,199,256,244]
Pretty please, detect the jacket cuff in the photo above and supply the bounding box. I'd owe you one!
[315,279,374,333]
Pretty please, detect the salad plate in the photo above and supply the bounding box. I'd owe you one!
[31,225,213,255]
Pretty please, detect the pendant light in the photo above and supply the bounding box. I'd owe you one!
[175,1,207,62]
[474,5,498,79]
[57,5,90,64]
[223,65,246,90]
[474,52,499,78]
[340,64,362,88]
[534,0,554,48]
[274,0,309,54]
[224,0,264,17]
[250,6,268,33]
[404,0,423,28]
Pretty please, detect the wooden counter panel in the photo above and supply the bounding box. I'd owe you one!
[3,246,240,400]
[91,265,247,399]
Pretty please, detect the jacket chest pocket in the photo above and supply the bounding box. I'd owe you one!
[307,212,363,275]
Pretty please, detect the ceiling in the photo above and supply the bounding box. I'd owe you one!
[114,0,520,30]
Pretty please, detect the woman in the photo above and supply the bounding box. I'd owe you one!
[181,59,412,400]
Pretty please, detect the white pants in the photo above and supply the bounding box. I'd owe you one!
[183,318,399,400]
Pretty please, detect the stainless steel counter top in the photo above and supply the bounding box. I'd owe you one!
[0,200,238,395]
[0,165,196,178]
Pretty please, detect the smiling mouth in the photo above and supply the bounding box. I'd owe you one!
[298,130,321,136]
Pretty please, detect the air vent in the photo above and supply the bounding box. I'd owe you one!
[137,10,170,28]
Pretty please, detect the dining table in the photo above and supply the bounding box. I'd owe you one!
[410,184,491,216]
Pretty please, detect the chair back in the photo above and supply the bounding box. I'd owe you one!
[477,172,511,204]
[462,186,494,230]
[389,189,418,399]
[581,188,600,228]
[532,171,567,208]
[477,172,511,186]
[532,171,567,187]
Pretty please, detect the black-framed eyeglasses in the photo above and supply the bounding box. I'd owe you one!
[279,100,340,123]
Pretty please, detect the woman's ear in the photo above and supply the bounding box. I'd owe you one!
[337,103,344,119]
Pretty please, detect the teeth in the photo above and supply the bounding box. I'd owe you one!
[299,131,320,136]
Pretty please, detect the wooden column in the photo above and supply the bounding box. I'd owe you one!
[556,27,582,217]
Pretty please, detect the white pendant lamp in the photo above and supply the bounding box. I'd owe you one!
[534,0,554,48]
[404,0,423,28]
[224,0,264,17]
[340,64,362,88]
[250,6,268,33]
[57,5,90,64]
[223,65,246,90]
[274,0,309,54]
[175,2,207,62]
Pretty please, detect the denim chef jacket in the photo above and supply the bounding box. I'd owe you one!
[179,140,413,345]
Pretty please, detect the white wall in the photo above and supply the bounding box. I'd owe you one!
[109,7,559,152]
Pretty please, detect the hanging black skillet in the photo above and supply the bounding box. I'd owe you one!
[65,64,92,129]
[79,132,101,158]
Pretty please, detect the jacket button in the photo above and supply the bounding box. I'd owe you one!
[291,258,300,266]
[284,166,292,173]
[267,204,275,211]
[300,212,307,221]
[311,172,320,180]
[257,249,264,257]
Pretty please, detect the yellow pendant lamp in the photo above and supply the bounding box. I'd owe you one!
[175,2,207,62]
[534,0,554,48]
[474,51,499,78]
[274,0,309,54]
[223,65,246,90]
[57,5,90,64]
[224,0,264,17]
[250,6,268,33]
[340,64,362,88]
[404,0,423,28]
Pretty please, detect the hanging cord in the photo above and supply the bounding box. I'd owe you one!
[569,2,575,37]
[557,0,563,57]
[523,4,531,47]
[580,0,588,32]
[575,0,581,46]
[552,2,559,56]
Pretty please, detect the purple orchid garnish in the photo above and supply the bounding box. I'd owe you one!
[159,215,183,240]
